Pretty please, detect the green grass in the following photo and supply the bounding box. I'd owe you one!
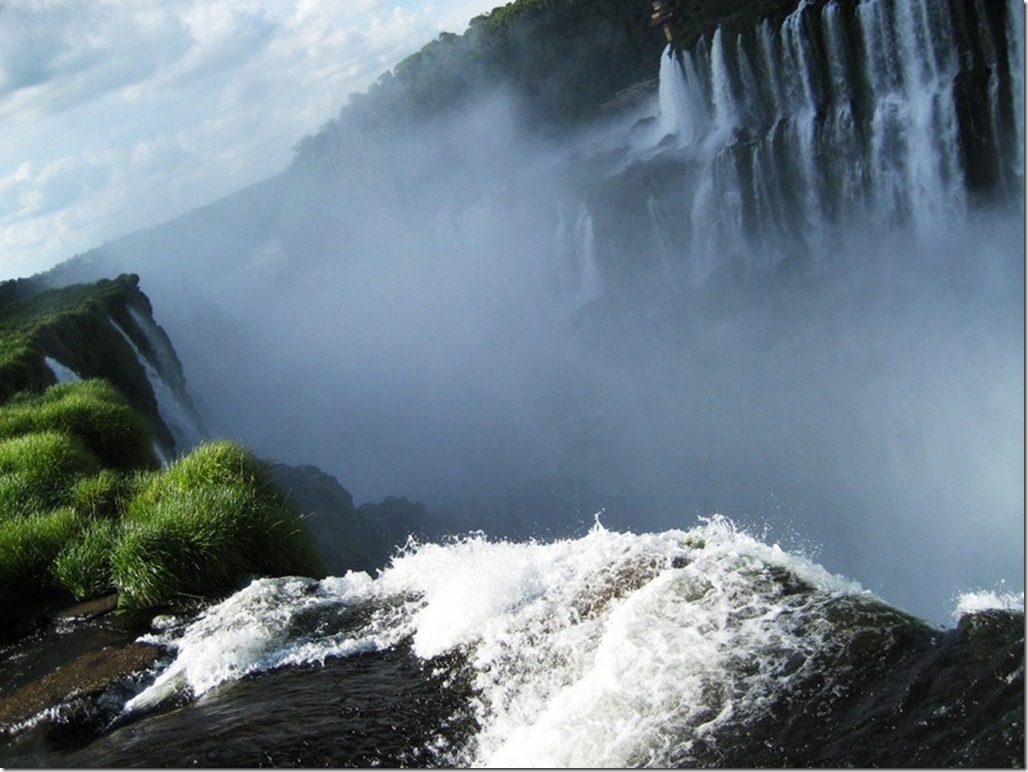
[70,468,138,519]
[0,431,100,516]
[0,383,324,632]
[0,507,81,618]
[0,378,157,471]
[115,441,324,608]
[51,516,120,600]
[0,273,178,453]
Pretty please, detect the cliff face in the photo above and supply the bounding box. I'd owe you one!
[0,274,205,460]
[0,273,435,584]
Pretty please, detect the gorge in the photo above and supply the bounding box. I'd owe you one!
[1,0,1023,766]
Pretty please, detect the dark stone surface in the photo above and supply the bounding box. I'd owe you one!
[0,642,165,727]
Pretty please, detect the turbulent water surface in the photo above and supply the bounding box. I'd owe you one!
[1,517,1023,767]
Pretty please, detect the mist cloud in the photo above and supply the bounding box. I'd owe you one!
[17,0,1023,628]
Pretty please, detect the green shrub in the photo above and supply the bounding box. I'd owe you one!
[51,516,121,600]
[114,441,324,608]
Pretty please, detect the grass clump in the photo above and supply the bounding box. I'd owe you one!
[71,469,139,519]
[51,517,120,600]
[0,379,157,471]
[114,441,324,608]
[0,507,81,615]
[0,383,324,633]
[0,431,100,516]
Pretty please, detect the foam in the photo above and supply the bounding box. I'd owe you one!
[124,516,872,765]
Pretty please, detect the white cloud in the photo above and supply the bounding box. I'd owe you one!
[0,0,498,280]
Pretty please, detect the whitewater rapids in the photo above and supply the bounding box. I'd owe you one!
[126,515,873,766]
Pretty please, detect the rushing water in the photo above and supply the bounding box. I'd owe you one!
[1,516,1023,767]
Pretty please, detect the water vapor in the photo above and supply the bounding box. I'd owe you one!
[55,0,1024,624]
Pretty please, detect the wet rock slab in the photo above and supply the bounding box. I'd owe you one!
[0,641,165,727]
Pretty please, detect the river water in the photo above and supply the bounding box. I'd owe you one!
[1,517,1023,767]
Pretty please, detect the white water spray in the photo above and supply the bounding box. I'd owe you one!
[125,517,873,767]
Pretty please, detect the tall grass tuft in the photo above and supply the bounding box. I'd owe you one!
[0,384,324,628]
[0,380,157,471]
[0,507,80,621]
[0,431,99,516]
[113,440,324,608]
[71,468,138,519]
[52,517,120,600]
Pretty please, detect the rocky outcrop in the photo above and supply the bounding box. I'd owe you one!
[0,594,177,750]
[0,274,206,459]
[269,463,436,575]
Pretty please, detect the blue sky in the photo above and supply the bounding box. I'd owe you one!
[0,0,499,281]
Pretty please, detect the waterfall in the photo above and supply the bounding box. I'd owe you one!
[657,45,704,143]
[643,0,1023,279]
[110,315,205,458]
[553,200,603,309]
[43,356,80,384]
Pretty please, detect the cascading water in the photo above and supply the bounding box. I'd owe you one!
[111,312,206,456]
[552,200,603,309]
[656,45,700,142]
[43,356,80,384]
[640,0,1022,276]
[4,517,1020,767]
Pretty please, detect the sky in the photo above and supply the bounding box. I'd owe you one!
[0,0,500,281]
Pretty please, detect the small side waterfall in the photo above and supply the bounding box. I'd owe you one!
[110,314,206,459]
[553,200,603,309]
[43,356,80,384]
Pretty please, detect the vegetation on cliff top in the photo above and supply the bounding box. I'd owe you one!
[292,0,664,164]
[0,274,326,637]
[0,380,324,634]
[0,273,182,454]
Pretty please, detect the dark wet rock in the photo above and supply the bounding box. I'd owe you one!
[684,603,1025,768]
[55,644,479,768]
[0,593,201,761]
[0,642,165,728]
[52,594,120,621]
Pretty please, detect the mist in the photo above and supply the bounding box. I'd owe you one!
[49,0,1024,625]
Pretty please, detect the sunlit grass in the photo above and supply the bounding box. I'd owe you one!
[0,379,157,471]
[0,383,324,627]
[52,516,120,601]
[115,441,324,608]
[0,431,100,516]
